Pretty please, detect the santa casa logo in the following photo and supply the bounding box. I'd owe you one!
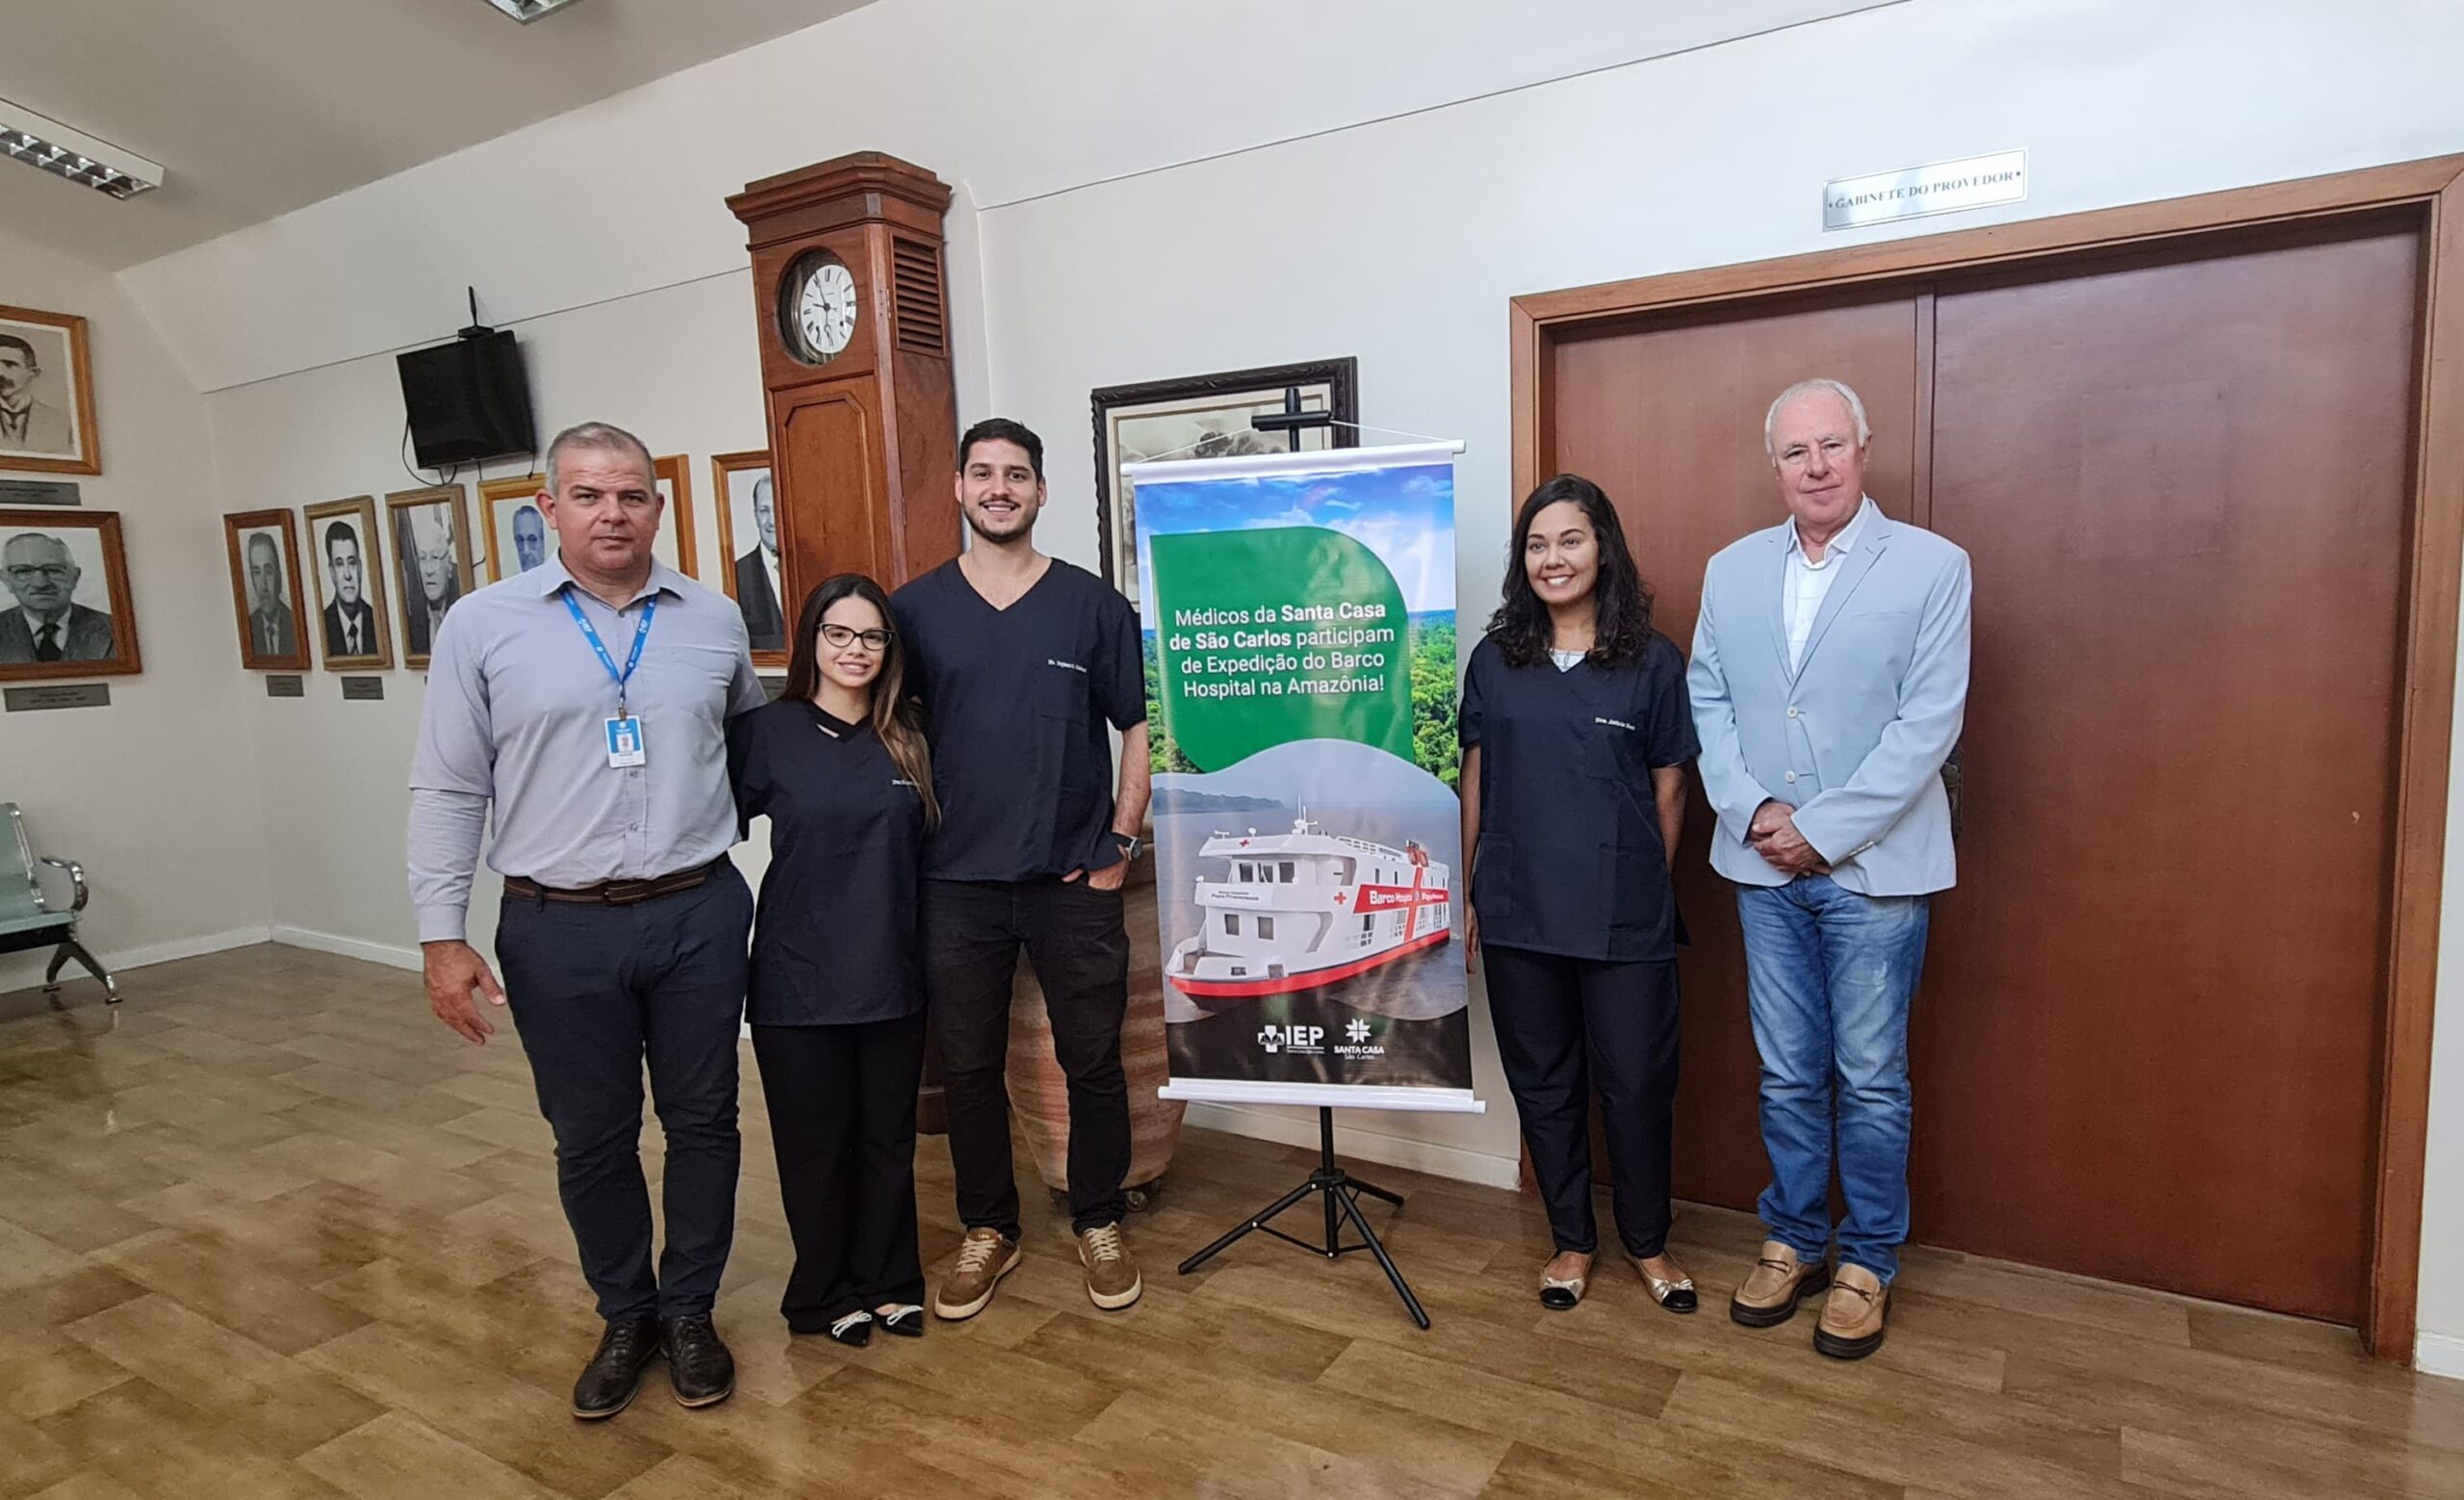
[1336,1017,1386,1059]
[1256,1024,1326,1055]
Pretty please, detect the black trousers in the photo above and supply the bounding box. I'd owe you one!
[922,878,1131,1237]
[495,866,752,1322]
[1482,944,1680,1260]
[751,1016,928,1328]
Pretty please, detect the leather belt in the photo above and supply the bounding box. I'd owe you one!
[504,857,727,907]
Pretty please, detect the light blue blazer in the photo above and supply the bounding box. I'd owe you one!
[1686,502,1971,895]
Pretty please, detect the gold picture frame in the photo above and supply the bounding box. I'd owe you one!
[222,509,311,671]
[0,507,139,679]
[711,450,783,667]
[653,453,700,581]
[479,474,549,584]
[386,484,475,669]
[303,495,394,672]
[0,303,101,476]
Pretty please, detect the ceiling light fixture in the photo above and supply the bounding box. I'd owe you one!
[481,0,588,22]
[0,99,162,200]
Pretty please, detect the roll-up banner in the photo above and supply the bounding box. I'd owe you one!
[1128,442,1482,1115]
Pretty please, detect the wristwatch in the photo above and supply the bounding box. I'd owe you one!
[1113,832,1145,863]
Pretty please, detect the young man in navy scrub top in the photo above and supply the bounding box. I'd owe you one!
[890,418,1152,1318]
[730,574,936,1347]
[1460,474,1699,1313]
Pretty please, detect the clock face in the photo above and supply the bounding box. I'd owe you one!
[786,254,859,363]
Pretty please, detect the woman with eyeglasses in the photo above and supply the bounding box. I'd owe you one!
[728,573,939,1347]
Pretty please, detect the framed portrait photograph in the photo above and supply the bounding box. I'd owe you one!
[1091,357,1357,608]
[711,450,784,665]
[222,509,311,671]
[387,484,475,669]
[480,474,551,584]
[0,304,100,476]
[0,507,139,680]
[652,453,700,580]
[302,496,393,672]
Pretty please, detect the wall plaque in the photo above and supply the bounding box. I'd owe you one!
[0,479,80,506]
[341,676,386,701]
[265,674,306,698]
[5,684,110,711]
[1825,149,2027,231]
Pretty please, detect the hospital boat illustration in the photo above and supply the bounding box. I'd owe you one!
[1168,813,1451,1007]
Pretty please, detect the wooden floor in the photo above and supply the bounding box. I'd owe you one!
[5,947,2464,1499]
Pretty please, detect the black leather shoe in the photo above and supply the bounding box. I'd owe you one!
[826,1311,873,1348]
[572,1316,661,1420]
[661,1312,735,1408]
[878,1305,926,1338]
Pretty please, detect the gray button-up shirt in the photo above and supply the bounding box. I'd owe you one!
[407,556,766,943]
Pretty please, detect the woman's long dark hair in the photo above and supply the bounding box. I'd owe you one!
[783,572,940,827]
[1486,473,1654,668]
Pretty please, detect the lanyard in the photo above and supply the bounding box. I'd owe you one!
[563,588,655,716]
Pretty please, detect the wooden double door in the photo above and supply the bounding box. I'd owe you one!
[1548,217,2423,1322]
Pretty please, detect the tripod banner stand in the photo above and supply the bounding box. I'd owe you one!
[1125,442,1485,1327]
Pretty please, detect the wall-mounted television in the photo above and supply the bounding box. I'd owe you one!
[397,329,536,468]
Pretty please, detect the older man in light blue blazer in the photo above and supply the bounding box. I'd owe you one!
[1687,377,1970,1362]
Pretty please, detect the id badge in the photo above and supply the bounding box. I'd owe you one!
[604,715,647,768]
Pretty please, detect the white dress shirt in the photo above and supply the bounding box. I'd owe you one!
[1783,496,1878,672]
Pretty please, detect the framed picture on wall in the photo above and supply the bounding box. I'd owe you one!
[387,484,475,669]
[0,507,139,680]
[1091,357,1358,608]
[0,304,100,476]
[712,450,784,665]
[303,495,393,672]
[480,475,551,583]
[221,509,311,671]
[653,453,701,581]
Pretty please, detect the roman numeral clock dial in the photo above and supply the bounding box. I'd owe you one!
[784,253,858,363]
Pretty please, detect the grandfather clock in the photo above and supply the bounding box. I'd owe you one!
[727,152,961,597]
[730,153,962,1133]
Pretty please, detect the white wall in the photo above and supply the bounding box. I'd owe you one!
[91,0,2464,1356]
[0,228,271,993]
[978,0,2464,1208]
[119,0,1887,395]
[210,271,771,965]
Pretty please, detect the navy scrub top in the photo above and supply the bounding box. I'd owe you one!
[1459,631,1699,964]
[728,699,926,1025]
[889,557,1145,883]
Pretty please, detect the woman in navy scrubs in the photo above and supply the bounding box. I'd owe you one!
[729,574,937,1347]
[1461,474,1698,1312]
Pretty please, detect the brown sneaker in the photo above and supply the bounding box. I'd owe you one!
[1729,1239,1831,1328]
[1813,1263,1889,1359]
[933,1228,1020,1321]
[1078,1222,1142,1310]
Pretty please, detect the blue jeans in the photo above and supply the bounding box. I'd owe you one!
[1734,874,1929,1283]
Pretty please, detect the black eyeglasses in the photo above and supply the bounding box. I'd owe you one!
[819,623,891,652]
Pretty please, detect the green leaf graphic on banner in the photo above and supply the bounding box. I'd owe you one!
[1149,527,1412,770]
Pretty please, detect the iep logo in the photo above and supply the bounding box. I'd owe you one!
[1256,1024,1324,1053]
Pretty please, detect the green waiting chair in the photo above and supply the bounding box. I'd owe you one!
[2,803,115,1003]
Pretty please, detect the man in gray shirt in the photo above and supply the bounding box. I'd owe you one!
[410,421,765,1420]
